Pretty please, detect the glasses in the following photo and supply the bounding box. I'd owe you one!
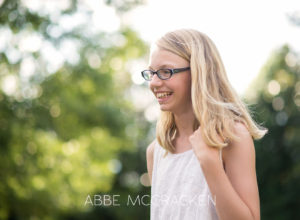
[141,67,190,81]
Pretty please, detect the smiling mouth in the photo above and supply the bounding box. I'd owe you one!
[156,92,173,99]
[156,92,173,103]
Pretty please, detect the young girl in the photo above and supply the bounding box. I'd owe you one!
[143,29,268,220]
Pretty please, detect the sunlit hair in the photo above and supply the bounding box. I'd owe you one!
[153,29,268,157]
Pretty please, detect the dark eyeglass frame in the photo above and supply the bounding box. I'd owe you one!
[141,67,190,81]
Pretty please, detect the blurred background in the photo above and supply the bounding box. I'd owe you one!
[0,0,299,219]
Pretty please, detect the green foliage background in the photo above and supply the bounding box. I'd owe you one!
[0,0,299,219]
[245,45,300,220]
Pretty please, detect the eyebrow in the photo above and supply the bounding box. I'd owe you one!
[148,64,176,70]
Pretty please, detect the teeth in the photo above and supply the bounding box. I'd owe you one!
[157,92,172,98]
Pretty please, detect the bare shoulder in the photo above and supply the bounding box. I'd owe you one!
[147,139,155,157]
[233,122,252,140]
[223,122,253,154]
[146,139,156,162]
[223,122,254,165]
[146,139,156,185]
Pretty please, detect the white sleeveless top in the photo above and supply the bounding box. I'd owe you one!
[150,139,222,220]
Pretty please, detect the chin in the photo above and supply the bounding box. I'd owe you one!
[159,105,173,112]
[159,105,168,111]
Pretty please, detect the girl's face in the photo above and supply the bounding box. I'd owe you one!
[148,47,192,114]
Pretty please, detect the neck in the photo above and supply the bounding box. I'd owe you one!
[173,108,197,139]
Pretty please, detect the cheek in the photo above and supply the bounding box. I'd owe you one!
[182,76,192,94]
[173,81,191,100]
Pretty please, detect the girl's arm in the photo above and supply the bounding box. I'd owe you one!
[189,122,260,220]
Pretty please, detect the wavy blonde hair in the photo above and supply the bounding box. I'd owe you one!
[154,29,268,157]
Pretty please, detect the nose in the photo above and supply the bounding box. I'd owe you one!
[149,73,163,87]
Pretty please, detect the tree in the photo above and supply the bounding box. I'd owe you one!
[245,45,300,220]
[0,0,151,219]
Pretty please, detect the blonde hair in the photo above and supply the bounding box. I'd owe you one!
[154,29,268,157]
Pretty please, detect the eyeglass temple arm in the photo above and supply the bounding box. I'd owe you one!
[172,67,190,73]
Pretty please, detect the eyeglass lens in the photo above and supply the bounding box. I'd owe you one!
[143,69,171,80]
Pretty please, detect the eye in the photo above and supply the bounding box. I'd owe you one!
[156,69,171,79]
[160,69,171,74]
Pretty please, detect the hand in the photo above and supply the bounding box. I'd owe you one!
[188,126,222,166]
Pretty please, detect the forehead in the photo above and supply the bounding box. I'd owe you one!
[148,48,188,69]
